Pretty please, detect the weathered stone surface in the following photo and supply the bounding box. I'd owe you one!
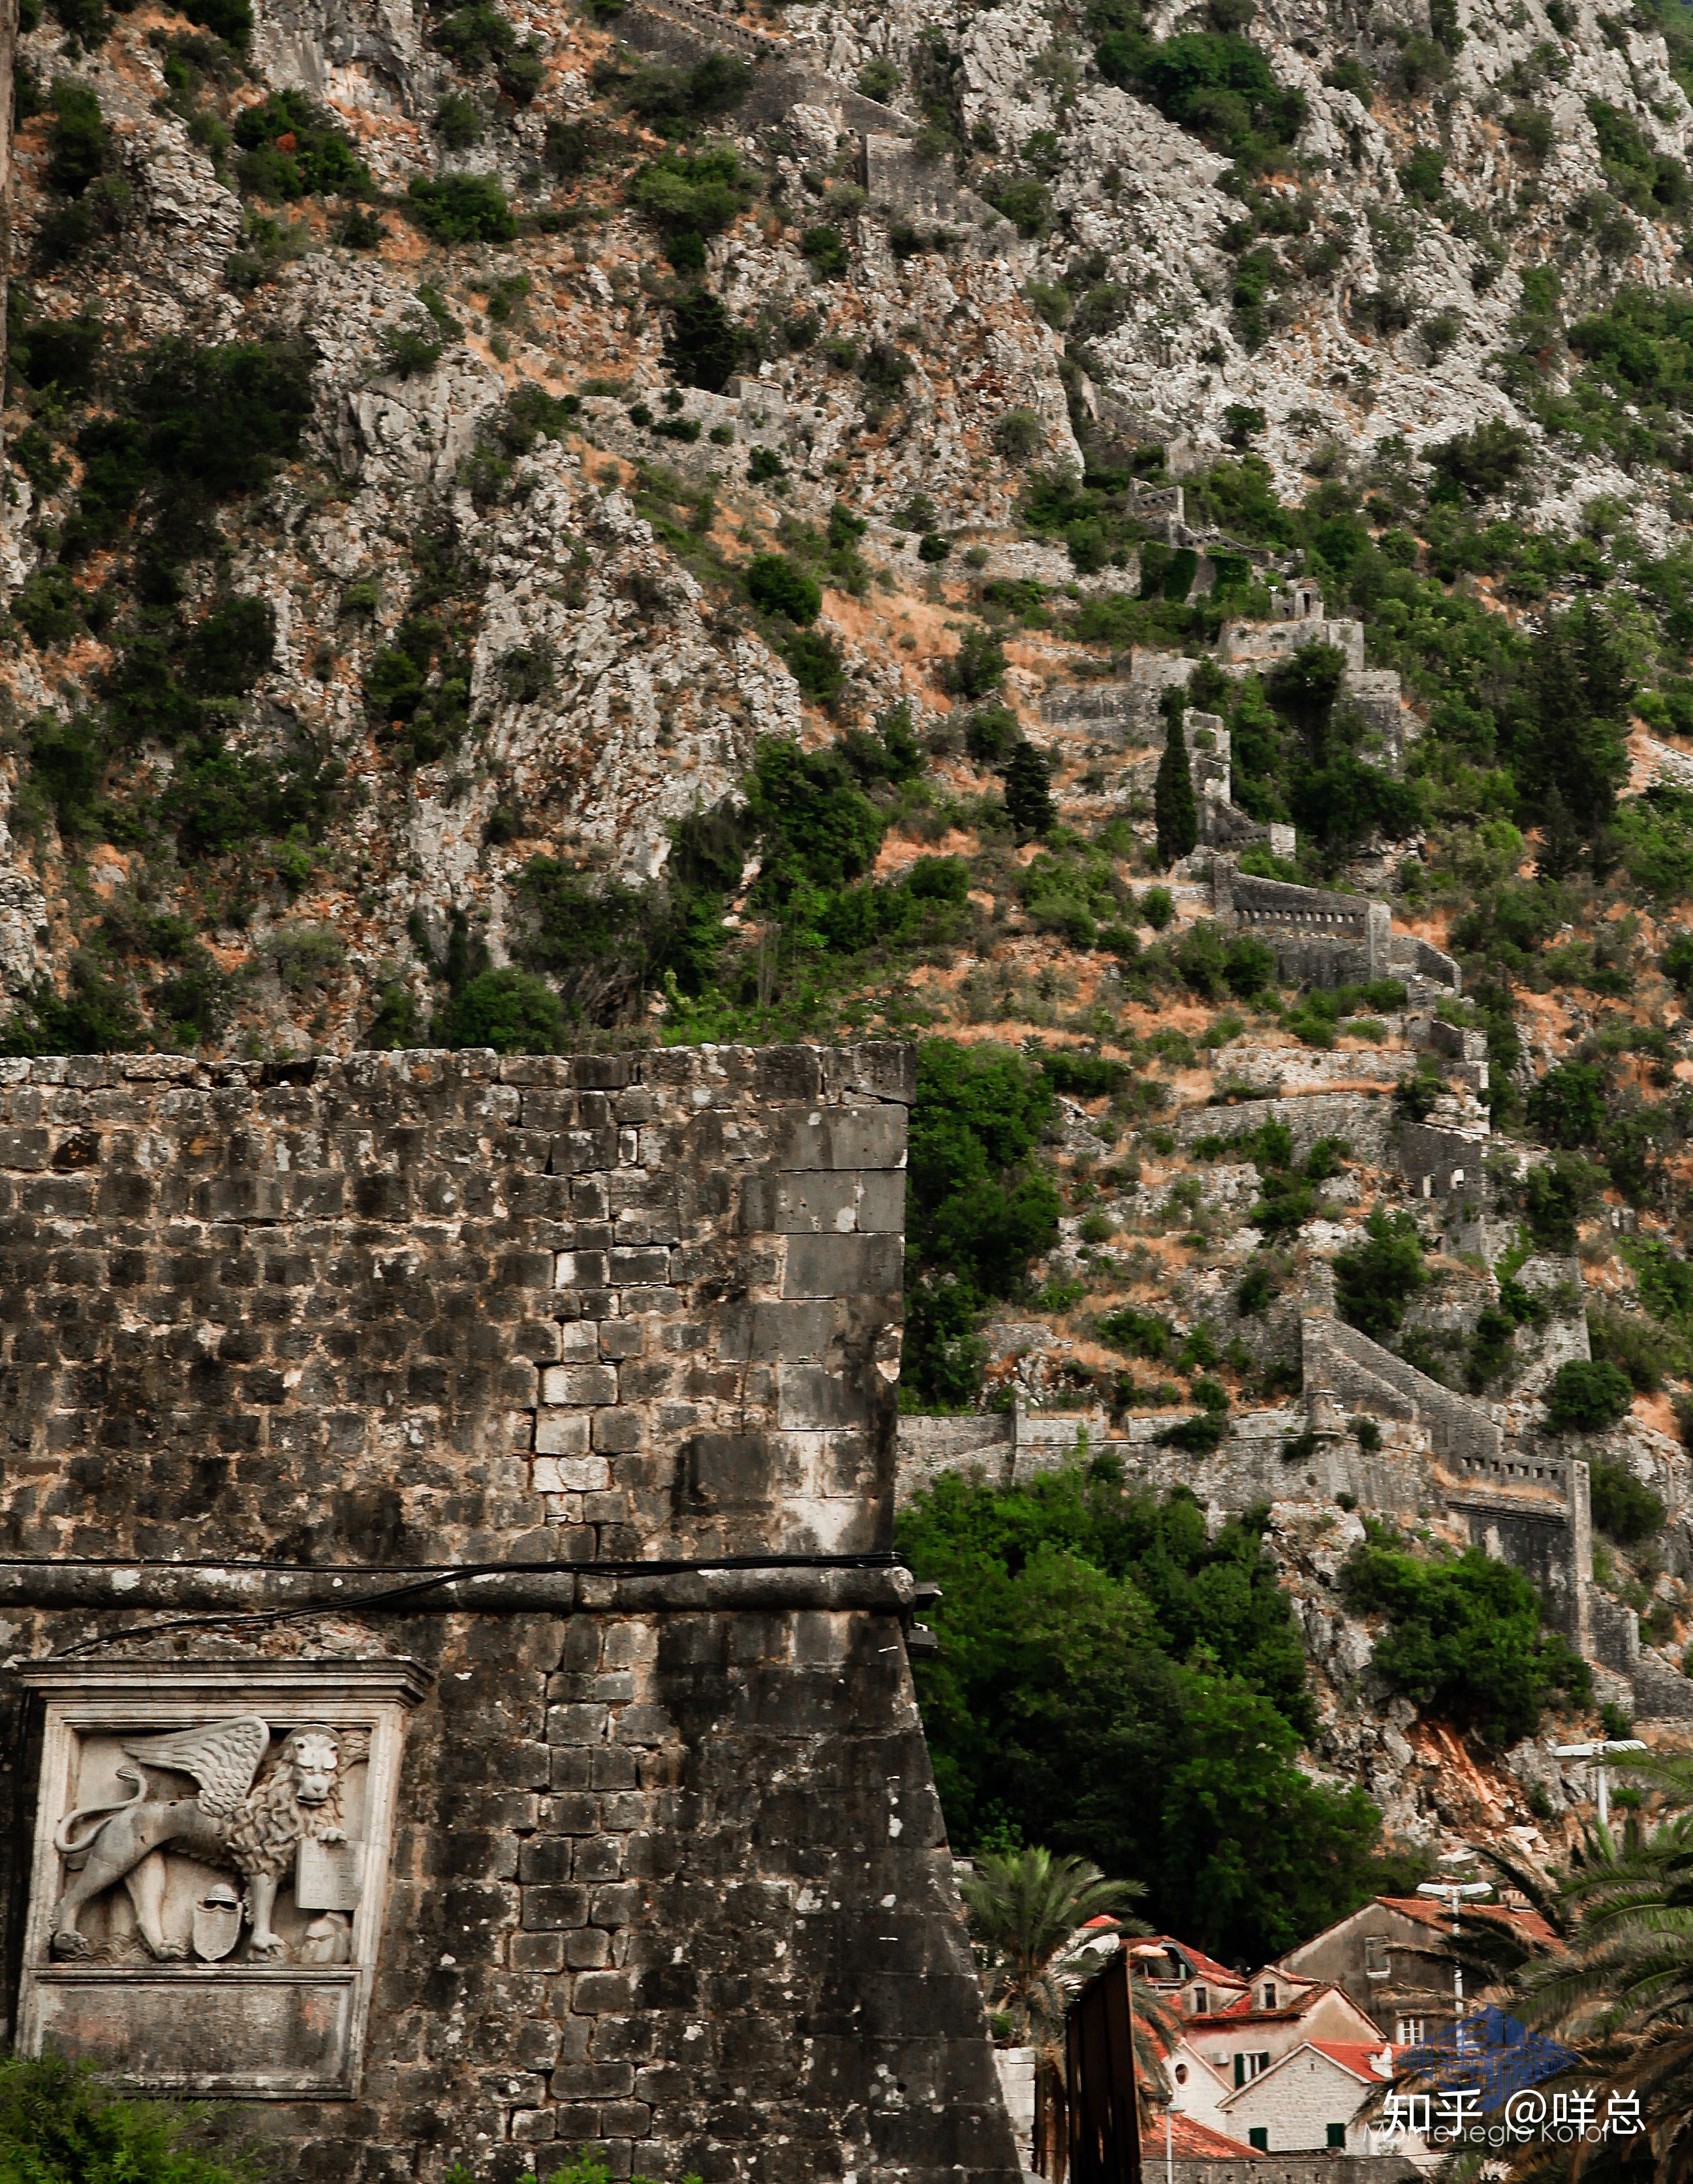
[0,1044,1019,2184]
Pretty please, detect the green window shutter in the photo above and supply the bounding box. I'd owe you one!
[1249,2129,1269,2151]
[1234,2055,1245,2087]
[1328,2124,1346,2149]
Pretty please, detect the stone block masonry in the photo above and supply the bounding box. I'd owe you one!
[0,1046,1020,2184]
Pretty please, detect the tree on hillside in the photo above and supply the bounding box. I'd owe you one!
[899,1467,1391,1961]
[1155,688,1198,865]
[902,1041,1060,1407]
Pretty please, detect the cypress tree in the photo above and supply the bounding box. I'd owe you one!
[1155,689,1198,866]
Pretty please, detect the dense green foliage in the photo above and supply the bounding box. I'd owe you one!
[903,1042,1060,1407]
[234,88,371,197]
[899,1467,1391,1960]
[1334,1209,1427,1337]
[0,2053,266,2180]
[1154,696,1198,866]
[440,966,565,1052]
[1342,1535,1592,1746]
[1544,1358,1634,1433]
[1589,1456,1668,1543]
[1095,25,1305,166]
[407,172,516,243]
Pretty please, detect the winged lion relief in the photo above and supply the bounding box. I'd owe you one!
[48,1717,368,1965]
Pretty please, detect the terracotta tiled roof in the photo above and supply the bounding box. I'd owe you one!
[1307,2041,1401,2084]
[1162,2115,1265,2159]
[1377,1896,1558,1947]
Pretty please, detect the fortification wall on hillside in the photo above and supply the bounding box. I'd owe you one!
[0,1047,1018,2184]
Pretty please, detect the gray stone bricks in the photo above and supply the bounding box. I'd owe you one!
[0,1047,1018,2184]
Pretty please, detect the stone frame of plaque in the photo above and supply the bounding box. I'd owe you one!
[13,1658,429,2099]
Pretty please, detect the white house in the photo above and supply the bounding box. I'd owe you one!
[1165,2038,1236,2136]
[1187,1981,1384,2090]
[1218,2040,1400,2155]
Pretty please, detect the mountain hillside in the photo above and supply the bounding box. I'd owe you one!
[8,0,1693,1882]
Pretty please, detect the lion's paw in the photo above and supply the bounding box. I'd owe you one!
[248,1933,288,1961]
[150,1937,189,1961]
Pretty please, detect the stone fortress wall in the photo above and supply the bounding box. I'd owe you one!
[0,1046,1021,2184]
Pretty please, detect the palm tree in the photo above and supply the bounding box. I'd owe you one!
[961,1847,1181,2172]
[961,1845,1147,2051]
[1483,1753,1693,2184]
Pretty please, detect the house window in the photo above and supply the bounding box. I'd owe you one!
[1249,2130,1269,2151]
[1192,1988,1209,2016]
[1365,1936,1390,1980]
[1396,2017,1425,2045]
[1234,2052,1271,2086]
[1261,1982,1277,2008]
[1328,2125,1347,2149]
[1175,2065,1189,2086]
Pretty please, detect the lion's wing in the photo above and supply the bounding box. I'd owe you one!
[119,1716,270,1819]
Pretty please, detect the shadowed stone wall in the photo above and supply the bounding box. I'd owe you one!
[0,1045,1019,2184]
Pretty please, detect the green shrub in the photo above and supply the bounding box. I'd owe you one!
[431,1,514,63]
[994,407,1043,462]
[1342,1537,1590,1746]
[1003,742,1055,836]
[745,554,820,624]
[903,1041,1060,1406]
[630,142,753,237]
[984,174,1053,236]
[14,312,102,395]
[433,90,484,147]
[0,952,141,1056]
[265,923,347,996]
[1098,29,1305,162]
[25,712,104,838]
[1589,1456,1666,1543]
[664,283,739,392]
[945,626,1007,701]
[1544,1358,1632,1433]
[181,0,252,44]
[1334,1209,1427,1338]
[1570,287,1693,410]
[233,89,372,198]
[15,566,82,647]
[0,2052,266,2180]
[1587,96,1690,213]
[1399,142,1444,200]
[1521,1151,1603,1252]
[181,595,275,695]
[46,78,108,196]
[621,51,750,133]
[441,966,563,1053]
[132,336,314,501]
[801,224,848,278]
[965,703,1019,763]
[407,172,516,242]
[1224,932,1276,998]
[1119,892,1168,943]
[1527,1059,1608,1147]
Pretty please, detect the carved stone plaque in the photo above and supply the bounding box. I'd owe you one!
[14,1659,429,2098]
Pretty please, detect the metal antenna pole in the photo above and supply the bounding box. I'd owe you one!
[1417,1878,1491,2042]
[1551,1739,1647,1836]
